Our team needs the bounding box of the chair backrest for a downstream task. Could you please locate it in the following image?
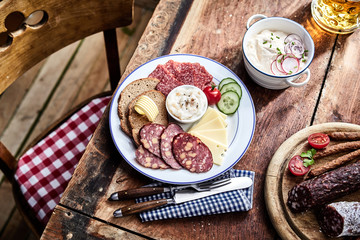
[0,0,133,238]
[0,0,133,94]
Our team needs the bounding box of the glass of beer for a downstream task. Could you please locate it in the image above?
[311,0,360,34]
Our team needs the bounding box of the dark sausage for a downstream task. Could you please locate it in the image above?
[317,201,360,238]
[287,162,360,213]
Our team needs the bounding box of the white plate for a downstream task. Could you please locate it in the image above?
[109,54,256,184]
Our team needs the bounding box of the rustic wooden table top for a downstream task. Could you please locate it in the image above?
[40,0,360,239]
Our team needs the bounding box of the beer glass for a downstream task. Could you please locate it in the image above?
[311,0,360,34]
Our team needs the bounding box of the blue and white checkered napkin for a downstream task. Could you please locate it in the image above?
[136,169,255,222]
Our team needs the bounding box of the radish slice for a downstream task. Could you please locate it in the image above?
[284,43,292,54]
[275,55,287,74]
[290,40,304,58]
[271,59,285,76]
[284,34,303,44]
[281,57,300,74]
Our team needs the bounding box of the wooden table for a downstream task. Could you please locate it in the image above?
[40,0,360,239]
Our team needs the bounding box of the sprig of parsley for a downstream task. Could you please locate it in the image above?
[300,148,316,167]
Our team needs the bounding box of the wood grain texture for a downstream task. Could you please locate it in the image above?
[45,0,360,239]
[0,0,133,94]
[121,0,193,80]
[41,205,146,240]
[265,122,360,240]
[314,30,360,125]
[0,42,79,155]
[0,5,153,239]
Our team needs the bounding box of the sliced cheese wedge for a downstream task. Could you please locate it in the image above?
[189,116,227,132]
[190,131,227,165]
[189,107,226,131]
[192,128,228,146]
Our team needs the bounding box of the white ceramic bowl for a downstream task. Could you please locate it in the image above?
[242,14,315,90]
[166,85,208,124]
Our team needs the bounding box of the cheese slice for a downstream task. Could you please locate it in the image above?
[192,128,228,146]
[191,132,227,165]
[189,107,226,131]
[189,116,226,132]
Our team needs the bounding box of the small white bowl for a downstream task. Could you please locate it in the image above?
[243,14,315,90]
[166,85,208,124]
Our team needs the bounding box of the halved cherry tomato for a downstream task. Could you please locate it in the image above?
[288,155,310,176]
[203,85,221,105]
[308,133,330,149]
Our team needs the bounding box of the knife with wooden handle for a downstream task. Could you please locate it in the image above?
[108,187,170,201]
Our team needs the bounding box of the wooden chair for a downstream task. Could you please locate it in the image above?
[0,0,133,238]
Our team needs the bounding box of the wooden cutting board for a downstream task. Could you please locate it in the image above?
[265,122,360,240]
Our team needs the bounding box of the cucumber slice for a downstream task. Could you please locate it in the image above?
[220,82,242,100]
[218,77,236,90]
[216,91,240,115]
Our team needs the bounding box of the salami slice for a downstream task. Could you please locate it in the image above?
[317,201,360,237]
[287,162,360,213]
[192,62,213,90]
[173,62,195,85]
[135,145,169,169]
[149,64,183,96]
[139,123,165,158]
[172,133,213,173]
[160,123,184,169]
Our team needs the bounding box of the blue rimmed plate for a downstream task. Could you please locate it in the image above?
[109,54,255,184]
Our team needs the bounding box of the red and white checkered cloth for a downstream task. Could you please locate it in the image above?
[14,96,111,225]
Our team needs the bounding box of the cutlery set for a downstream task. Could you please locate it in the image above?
[109,177,253,217]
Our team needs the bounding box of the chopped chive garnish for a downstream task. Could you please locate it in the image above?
[276,47,281,52]
[294,66,298,68]
[302,59,306,62]
[292,42,295,45]
[276,36,280,39]
[270,44,272,48]
[263,41,268,44]
[271,33,273,36]
[271,37,274,40]
[304,49,309,52]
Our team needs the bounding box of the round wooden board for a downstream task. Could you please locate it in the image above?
[264,122,360,240]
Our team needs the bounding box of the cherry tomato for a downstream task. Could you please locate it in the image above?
[308,133,330,149]
[203,85,221,105]
[288,155,310,176]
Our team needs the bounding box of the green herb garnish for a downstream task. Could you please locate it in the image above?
[263,41,268,44]
[276,36,280,39]
[300,148,316,167]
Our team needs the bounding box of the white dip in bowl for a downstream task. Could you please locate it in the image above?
[166,85,208,123]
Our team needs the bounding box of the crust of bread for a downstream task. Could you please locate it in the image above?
[118,78,159,136]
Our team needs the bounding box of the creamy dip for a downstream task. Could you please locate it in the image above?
[166,85,207,121]
[246,30,308,75]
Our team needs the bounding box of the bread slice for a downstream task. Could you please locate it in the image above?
[128,90,168,145]
[118,78,160,136]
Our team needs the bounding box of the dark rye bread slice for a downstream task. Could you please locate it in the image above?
[118,78,160,136]
[128,90,168,146]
